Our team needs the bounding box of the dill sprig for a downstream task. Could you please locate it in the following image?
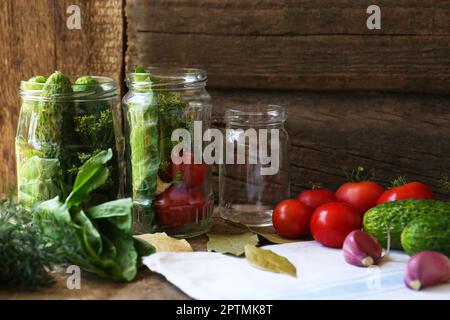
[0,197,59,287]
[343,166,376,182]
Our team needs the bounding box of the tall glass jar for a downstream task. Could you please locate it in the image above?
[219,105,290,226]
[16,75,123,209]
[122,67,213,238]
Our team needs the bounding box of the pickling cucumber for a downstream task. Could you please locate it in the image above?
[363,199,450,249]
[401,212,450,257]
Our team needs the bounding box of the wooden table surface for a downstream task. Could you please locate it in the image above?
[0,216,249,300]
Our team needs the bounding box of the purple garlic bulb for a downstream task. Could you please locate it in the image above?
[405,251,450,291]
[343,230,383,267]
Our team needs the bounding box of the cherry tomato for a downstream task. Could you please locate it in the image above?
[272,199,312,239]
[335,181,384,217]
[377,182,436,205]
[171,152,206,189]
[310,202,362,248]
[154,186,207,228]
[297,189,336,211]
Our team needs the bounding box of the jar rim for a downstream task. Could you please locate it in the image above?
[126,67,207,90]
[225,105,287,125]
[20,76,118,102]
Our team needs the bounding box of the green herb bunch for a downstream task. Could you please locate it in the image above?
[0,197,60,287]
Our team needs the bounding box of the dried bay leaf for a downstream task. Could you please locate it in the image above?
[244,244,297,277]
[134,233,192,252]
[223,221,305,244]
[250,227,302,244]
[207,232,259,256]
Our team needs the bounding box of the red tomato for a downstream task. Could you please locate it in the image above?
[272,199,312,239]
[310,202,362,248]
[377,182,436,205]
[335,181,384,217]
[297,189,336,211]
[154,187,207,228]
[171,153,206,189]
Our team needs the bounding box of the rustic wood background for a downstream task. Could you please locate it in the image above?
[1,0,450,198]
[0,0,124,192]
[126,0,450,93]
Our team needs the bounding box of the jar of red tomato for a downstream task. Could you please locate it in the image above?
[122,67,213,238]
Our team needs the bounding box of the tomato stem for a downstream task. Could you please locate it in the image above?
[308,181,323,190]
[390,176,407,188]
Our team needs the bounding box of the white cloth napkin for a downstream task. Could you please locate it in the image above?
[143,241,450,300]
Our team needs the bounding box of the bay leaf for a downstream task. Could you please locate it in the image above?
[250,227,302,244]
[207,232,259,256]
[223,221,304,244]
[244,244,297,277]
[134,233,192,252]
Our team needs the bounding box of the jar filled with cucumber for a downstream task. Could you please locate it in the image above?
[122,67,214,238]
[16,71,124,209]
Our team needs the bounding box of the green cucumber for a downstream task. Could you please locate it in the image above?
[401,212,450,257]
[363,199,450,249]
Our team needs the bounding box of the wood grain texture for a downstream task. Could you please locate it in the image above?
[0,0,124,193]
[209,90,450,199]
[0,0,56,192]
[126,0,450,93]
[127,0,450,35]
[54,0,124,87]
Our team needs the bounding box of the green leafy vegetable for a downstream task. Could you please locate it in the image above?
[244,245,297,277]
[207,232,259,256]
[66,149,112,208]
[33,149,155,282]
[125,67,189,228]
[127,98,160,204]
[17,156,64,208]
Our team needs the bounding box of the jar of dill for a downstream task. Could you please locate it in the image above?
[15,71,124,209]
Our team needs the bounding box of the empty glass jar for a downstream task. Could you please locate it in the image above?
[219,105,290,226]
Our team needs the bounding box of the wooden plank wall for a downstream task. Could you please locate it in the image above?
[210,90,450,197]
[1,1,450,198]
[126,0,450,93]
[126,0,450,197]
[0,0,124,192]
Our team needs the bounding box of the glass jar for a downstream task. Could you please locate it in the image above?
[16,76,123,209]
[219,105,290,227]
[122,67,213,238]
